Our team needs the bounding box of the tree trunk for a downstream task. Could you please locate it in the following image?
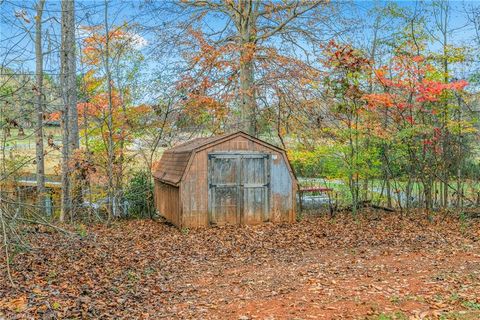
[104,0,117,219]
[237,1,257,136]
[440,1,450,209]
[115,93,127,217]
[60,0,77,221]
[63,0,79,150]
[423,179,433,213]
[239,54,256,135]
[67,0,81,215]
[348,115,358,216]
[406,177,412,211]
[386,178,392,208]
[60,110,70,222]
[35,0,46,215]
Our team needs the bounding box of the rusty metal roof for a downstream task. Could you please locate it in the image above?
[152,131,287,186]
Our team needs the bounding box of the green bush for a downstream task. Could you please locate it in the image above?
[288,144,342,179]
[124,170,155,218]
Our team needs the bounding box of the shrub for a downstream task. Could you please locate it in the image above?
[288,144,342,179]
[124,170,155,218]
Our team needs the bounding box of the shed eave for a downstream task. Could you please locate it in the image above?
[154,177,181,188]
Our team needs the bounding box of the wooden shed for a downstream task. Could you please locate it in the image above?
[153,131,297,228]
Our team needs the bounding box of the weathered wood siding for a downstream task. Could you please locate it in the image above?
[180,136,296,227]
[154,181,181,227]
[270,156,295,222]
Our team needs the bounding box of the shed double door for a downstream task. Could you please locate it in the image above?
[208,153,270,225]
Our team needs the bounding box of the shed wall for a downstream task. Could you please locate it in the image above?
[154,181,181,227]
[180,136,296,227]
[271,157,295,222]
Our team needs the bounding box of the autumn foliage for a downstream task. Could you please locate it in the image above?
[364,53,469,153]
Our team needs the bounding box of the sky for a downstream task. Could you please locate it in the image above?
[1,1,479,84]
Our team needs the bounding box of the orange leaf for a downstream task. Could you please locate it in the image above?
[0,295,28,312]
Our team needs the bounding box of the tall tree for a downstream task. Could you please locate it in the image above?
[60,0,78,221]
[79,4,147,218]
[431,0,452,207]
[364,52,470,212]
[165,0,328,135]
[104,0,117,218]
[34,0,46,215]
[66,1,79,150]
[322,41,373,214]
[428,0,471,208]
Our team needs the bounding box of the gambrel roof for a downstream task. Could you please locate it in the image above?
[153,131,294,187]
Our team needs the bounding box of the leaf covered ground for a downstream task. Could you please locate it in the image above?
[1,213,479,319]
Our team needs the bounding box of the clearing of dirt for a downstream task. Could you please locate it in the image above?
[1,213,479,319]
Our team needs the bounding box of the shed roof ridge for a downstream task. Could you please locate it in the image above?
[166,131,242,153]
[195,131,285,153]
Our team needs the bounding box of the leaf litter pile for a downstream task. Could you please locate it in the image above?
[1,213,479,319]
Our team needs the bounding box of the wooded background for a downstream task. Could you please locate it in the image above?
[1,0,479,227]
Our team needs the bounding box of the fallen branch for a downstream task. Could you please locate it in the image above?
[0,193,73,286]
[337,200,396,213]
[16,218,73,235]
[0,207,14,286]
[369,204,396,212]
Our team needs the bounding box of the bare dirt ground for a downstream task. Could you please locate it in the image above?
[1,213,479,319]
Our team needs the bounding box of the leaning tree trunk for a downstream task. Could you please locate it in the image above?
[35,0,46,215]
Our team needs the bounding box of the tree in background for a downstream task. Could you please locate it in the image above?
[34,0,46,215]
[158,0,330,135]
[0,0,479,225]
[79,18,146,218]
[364,50,471,212]
[426,0,468,208]
[60,0,79,222]
[321,41,376,214]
